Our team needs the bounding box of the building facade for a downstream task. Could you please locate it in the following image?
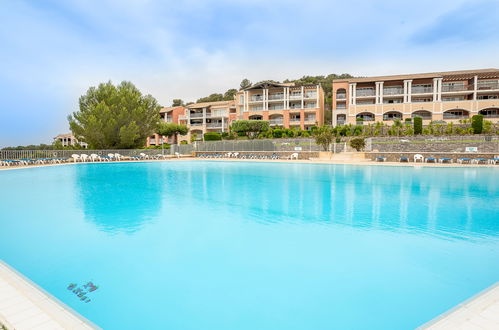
[236,82,324,130]
[53,133,88,148]
[146,106,187,146]
[180,100,236,141]
[332,68,499,126]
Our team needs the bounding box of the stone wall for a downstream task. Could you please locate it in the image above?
[368,152,498,163]
[194,151,319,160]
[369,135,499,153]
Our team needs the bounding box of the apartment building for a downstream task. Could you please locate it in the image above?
[53,133,88,148]
[181,100,237,141]
[236,82,324,130]
[332,68,499,126]
[146,106,187,146]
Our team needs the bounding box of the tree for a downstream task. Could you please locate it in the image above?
[239,78,252,90]
[471,115,483,134]
[197,93,224,103]
[413,117,423,135]
[156,123,189,145]
[223,89,238,100]
[349,137,366,151]
[172,99,184,107]
[313,126,335,151]
[230,120,269,139]
[68,81,160,149]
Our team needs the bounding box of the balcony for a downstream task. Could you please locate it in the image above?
[268,94,284,101]
[412,87,433,94]
[206,122,227,128]
[190,113,203,118]
[304,116,316,122]
[250,96,263,102]
[336,104,347,110]
[190,122,203,126]
[383,87,404,95]
[443,114,469,119]
[337,120,345,125]
[207,112,228,118]
[269,119,283,125]
[269,106,284,111]
[304,93,317,99]
[336,93,346,100]
[289,94,302,100]
[290,118,301,123]
[441,85,471,92]
[356,90,375,97]
[477,82,499,90]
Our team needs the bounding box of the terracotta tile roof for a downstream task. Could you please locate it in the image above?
[159,106,185,113]
[187,100,235,109]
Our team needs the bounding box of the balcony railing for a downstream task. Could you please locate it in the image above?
[412,87,433,94]
[269,107,284,111]
[190,113,203,118]
[383,115,402,121]
[337,121,345,125]
[441,85,471,92]
[206,122,227,128]
[477,82,499,90]
[356,90,375,97]
[305,117,316,122]
[290,118,301,122]
[411,114,432,120]
[443,114,469,119]
[383,88,404,95]
[336,105,347,109]
[289,94,302,99]
[304,93,317,99]
[269,119,283,125]
[250,96,263,101]
[268,94,284,100]
[190,122,203,126]
[336,93,346,99]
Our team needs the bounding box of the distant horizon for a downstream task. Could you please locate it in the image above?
[1,0,499,147]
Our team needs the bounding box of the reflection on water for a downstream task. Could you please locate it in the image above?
[167,163,498,241]
[74,163,166,233]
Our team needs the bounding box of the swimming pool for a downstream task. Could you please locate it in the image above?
[0,161,498,329]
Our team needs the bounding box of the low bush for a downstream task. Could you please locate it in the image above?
[413,117,423,134]
[349,137,366,151]
[204,132,222,141]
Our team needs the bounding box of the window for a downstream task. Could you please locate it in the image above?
[478,95,499,100]
[239,95,244,104]
[383,99,402,104]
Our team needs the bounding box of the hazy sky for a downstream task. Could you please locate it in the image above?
[1,0,498,146]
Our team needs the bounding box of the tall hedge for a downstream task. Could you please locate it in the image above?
[413,117,423,135]
[471,115,483,134]
[204,132,222,141]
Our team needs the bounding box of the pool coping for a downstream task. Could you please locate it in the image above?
[1,157,498,171]
[418,282,499,329]
[0,260,100,329]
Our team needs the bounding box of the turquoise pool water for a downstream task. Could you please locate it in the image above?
[0,161,498,329]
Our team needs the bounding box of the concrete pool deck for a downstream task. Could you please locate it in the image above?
[0,261,98,329]
[420,283,499,329]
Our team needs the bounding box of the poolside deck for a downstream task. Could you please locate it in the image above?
[419,283,499,329]
[0,261,98,329]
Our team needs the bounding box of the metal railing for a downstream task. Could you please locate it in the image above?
[356,90,375,97]
[250,96,263,101]
[268,94,284,100]
[441,85,471,92]
[0,149,180,160]
[383,88,404,95]
[190,113,203,118]
[336,93,346,99]
[194,138,321,153]
[412,87,433,94]
[477,82,499,90]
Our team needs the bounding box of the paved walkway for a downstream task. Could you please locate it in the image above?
[0,261,97,329]
[420,283,499,329]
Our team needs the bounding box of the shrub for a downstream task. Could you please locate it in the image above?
[413,117,423,134]
[231,120,270,139]
[405,118,412,123]
[314,126,335,151]
[180,140,188,144]
[204,132,222,141]
[272,129,283,138]
[349,137,366,151]
[471,115,483,134]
